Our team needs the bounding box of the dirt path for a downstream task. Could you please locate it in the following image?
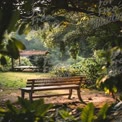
[0,88,115,108]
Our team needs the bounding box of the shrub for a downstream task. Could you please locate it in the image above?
[51,64,80,77]
[51,56,105,86]
[0,98,52,122]
[72,57,106,84]
[14,57,32,66]
[0,56,12,71]
[29,55,52,72]
[96,48,122,99]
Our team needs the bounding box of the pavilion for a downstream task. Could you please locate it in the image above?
[11,50,49,71]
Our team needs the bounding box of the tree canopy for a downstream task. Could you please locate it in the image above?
[0,0,122,63]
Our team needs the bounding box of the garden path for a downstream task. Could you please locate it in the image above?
[0,88,115,108]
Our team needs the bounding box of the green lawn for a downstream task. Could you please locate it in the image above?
[0,72,52,89]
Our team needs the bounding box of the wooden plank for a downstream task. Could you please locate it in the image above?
[32,93,69,98]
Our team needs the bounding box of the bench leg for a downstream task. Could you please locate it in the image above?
[21,90,25,99]
[29,92,33,101]
[77,88,86,104]
[68,89,73,99]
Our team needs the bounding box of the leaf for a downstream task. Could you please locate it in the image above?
[23,24,31,35]
[17,97,33,112]
[97,103,109,120]
[81,103,95,122]
[104,87,110,94]
[0,108,6,117]
[0,107,6,113]
[6,40,19,59]
[18,23,27,35]
[11,38,26,50]
[59,110,75,120]
[18,97,52,116]
[112,85,117,93]
[7,11,20,33]
[32,99,52,116]
[6,101,18,114]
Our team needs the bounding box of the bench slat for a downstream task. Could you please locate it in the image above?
[32,93,69,98]
[22,84,79,91]
[26,81,80,86]
[26,77,84,87]
[27,83,79,87]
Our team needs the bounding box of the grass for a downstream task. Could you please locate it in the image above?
[0,72,52,89]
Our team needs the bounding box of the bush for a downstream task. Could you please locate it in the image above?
[29,55,52,72]
[0,56,12,72]
[95,48,122,98]
[51,57,105,84]
[72,57,106,83]
[51,64,80,77]
[0,98,52,122]
[14,57,32,66]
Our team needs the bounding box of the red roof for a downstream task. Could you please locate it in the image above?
[19,50,49,56]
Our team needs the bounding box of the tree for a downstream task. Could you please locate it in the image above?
[0,0,122,63]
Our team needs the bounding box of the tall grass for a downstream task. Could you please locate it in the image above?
[0,72,51,89]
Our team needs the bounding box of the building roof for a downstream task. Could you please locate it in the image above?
[19,50,49,56]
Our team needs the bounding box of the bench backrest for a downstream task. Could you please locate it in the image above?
[26,76,86,89]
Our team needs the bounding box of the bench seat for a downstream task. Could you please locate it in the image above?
[21,84,79,91]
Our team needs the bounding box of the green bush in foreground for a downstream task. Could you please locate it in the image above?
[0,98,52,122]
[0,97,111,122]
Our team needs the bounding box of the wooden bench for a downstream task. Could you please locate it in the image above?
[20,76,86,103]
[14,66,39,71]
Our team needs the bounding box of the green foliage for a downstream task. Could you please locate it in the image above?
[29,55,52,72]
[86,23,122,51]
[0,91,112,122]
[51,64,80,77]
[0,0,122,66]
[0,32,26,65]
[72,56,105,83]
[81,103,109,122]
[81,103,94,122]
[0,56,7,65]
[7,11,20,33]
[97,103,109,120]
[0,0,122,105]
[0,56,12,71]
[57,103,109,122]
[96,47,122,98]
[96,75,118,95]
[0,97,52,122]
[29,56,44,68]
[18,23,31,35]
[51,54,105,85]
[59,110,76,121]
[15,57,32,67]
[34,12,92,59]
